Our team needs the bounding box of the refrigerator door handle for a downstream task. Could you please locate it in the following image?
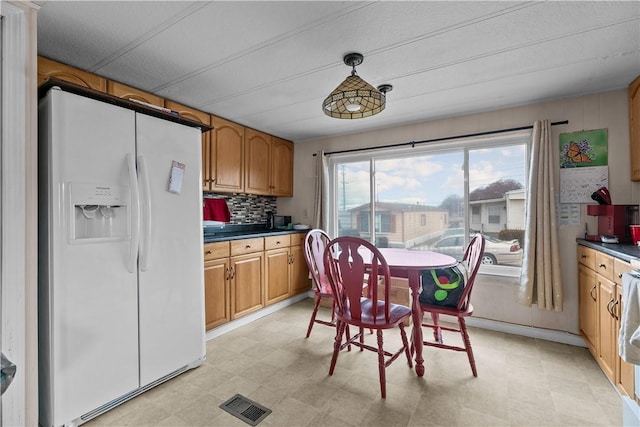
[138,154,152,272]
[127,153,140,273]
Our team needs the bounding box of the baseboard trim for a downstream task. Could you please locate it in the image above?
[466,317,587,347]
[205,292,311,341]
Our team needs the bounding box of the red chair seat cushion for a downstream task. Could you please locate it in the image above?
[338,297,411,328]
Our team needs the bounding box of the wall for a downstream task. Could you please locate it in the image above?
[279,89,637,337]
[2,2,40,425]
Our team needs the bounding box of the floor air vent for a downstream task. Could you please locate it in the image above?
[219,394,272,426]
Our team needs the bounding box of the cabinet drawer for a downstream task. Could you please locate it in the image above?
[290,233,305,246]
[614,257,634,285]
[204,241,229,260]
[595,251,614,280]
[577,245,596,270]
[231,237,264,255]
[265,234,291,250]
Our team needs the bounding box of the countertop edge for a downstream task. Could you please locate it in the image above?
[576,238,640,263]
[204,229,308,243]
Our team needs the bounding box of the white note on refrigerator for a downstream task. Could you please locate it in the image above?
[168,160,185,194]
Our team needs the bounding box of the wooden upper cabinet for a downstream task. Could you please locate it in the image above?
[271,137,294,197]
[245,128,272,195]
[165,101,212,191]
[107,80,164,107]
[629,75,640,180]
[38,56,107,92]
[210,115,244,193]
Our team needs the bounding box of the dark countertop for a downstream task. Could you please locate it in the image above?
[204,224,309,243]
[577,238,640,263]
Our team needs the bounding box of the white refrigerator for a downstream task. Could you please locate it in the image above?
[38,88,206,427]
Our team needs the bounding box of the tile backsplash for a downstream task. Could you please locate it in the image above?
[204,193,277,224]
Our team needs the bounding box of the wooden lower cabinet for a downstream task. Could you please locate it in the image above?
[578,263,598,354]
[578,244,636,398]
[265,233,311,306]
[597,276,616,381]
[265,247,291,305]
[204,233,309,330]
[230,252,264,318]
[204,257,230,330]
[289,240,310,295]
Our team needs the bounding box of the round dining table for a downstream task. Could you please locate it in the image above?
[375,248,457,377]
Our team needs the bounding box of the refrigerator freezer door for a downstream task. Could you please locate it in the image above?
[135,113,206,386]
[39,90,140,426]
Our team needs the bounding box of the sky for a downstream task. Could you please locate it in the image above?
[337,144,527,210]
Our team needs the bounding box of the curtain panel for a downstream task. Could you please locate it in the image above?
[313,150,328,230]
[519,120,563,311]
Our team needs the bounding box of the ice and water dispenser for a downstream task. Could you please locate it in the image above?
[70,183,129,240]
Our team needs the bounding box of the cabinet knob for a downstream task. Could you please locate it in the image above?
[206,250,212,254]
[245,245,251,249]
[581,254,587,259]
[590,285,597,301]
[598,263,607,269]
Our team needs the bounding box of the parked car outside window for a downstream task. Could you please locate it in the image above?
[429,234,522,266]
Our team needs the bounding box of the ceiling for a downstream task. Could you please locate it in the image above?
[35,1,640,143]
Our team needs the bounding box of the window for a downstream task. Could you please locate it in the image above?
[488,205,501,224]
[328,134,528,275]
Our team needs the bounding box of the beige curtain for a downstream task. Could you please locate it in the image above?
[313,150,328,230]
[519,120,563,311]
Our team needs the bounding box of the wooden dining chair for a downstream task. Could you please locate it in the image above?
[303,229,336,338]
[323,236,413,398]
[415,234,485,376]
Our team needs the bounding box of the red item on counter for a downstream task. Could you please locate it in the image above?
[203,198,230,222]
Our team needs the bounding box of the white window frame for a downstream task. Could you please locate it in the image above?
[326,132,530,278]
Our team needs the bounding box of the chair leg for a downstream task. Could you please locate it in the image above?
[329,321,346,375]
[431,312,443,343]
[399,323,413,368]
[376,330,386,399]
[459,317,477,377]
[305,294,322,338]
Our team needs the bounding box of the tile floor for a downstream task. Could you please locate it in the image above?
[86,298,623,426]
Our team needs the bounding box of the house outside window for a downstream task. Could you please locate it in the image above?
[329,133,528,276]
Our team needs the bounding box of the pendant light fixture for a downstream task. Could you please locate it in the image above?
[322,52,392,119]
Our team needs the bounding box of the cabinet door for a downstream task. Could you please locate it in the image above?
[204,258,230,330]
[245,128,272,195]
[165,101,212,192]
[629,75,640,181]
[597,276,616,381]
[38,56,107,91]
[271,137,294,196]
[265,248,290,305]
[230,253,263,319]
[289,244,311,295]
[107,80,164,107]
[578,264,598,354]
[211,115,244,193]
